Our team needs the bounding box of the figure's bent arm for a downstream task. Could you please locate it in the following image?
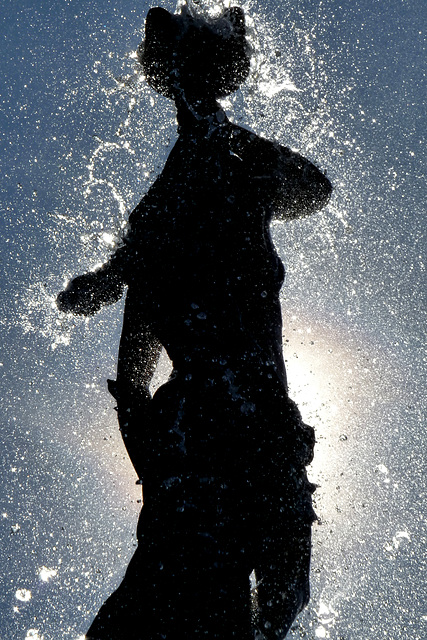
[109,292,162,481]
[232,127,332,220]
[273,145,332,220]
[116,292,162,395]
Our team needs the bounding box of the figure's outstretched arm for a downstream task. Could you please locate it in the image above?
[56,204,143,316]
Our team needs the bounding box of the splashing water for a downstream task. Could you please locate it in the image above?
[13,0,355,350]
[25,631,44,640]
[177,0,233,20]
[2,2,425,639]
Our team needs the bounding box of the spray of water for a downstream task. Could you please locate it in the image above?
[17,0,360,352]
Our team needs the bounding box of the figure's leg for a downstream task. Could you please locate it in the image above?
[87,374,256,639]
[84,483,177,640]
[245,392,316,639]
[137,473,254,639]
[252,522,312,639]
[86,473,253,640]
[85,296,164,639]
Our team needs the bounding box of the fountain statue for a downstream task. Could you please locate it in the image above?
[57,4,332,638]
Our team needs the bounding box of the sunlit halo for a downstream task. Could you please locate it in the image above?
[281,309,398,522]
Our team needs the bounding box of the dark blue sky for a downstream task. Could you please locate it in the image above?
[1,1,425,638]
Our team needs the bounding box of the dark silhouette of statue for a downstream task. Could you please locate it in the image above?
[57,5,332,639]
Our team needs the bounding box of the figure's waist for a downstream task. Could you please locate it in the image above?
[165,340,285,387]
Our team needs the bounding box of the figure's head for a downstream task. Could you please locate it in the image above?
[137,5,250,101]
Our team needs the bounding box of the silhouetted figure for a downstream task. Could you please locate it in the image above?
[57,5,332,639]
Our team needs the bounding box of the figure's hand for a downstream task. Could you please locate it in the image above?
[57,266,124,316]
[57,272,104,316]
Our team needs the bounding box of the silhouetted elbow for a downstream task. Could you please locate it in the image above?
[297,163,332,217]
[275,156,332,220]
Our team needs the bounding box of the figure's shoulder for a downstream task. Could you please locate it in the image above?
[228,122,276,149]
[227,122,291,169]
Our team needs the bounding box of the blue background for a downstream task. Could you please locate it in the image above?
[1,1,425,638]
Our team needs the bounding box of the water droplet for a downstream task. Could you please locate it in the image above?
[25,631,43,640]
[16,589,32,602]
[38,567,58,582]
[376,464,389,474]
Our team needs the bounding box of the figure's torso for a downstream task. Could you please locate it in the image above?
[124,119,288,383]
